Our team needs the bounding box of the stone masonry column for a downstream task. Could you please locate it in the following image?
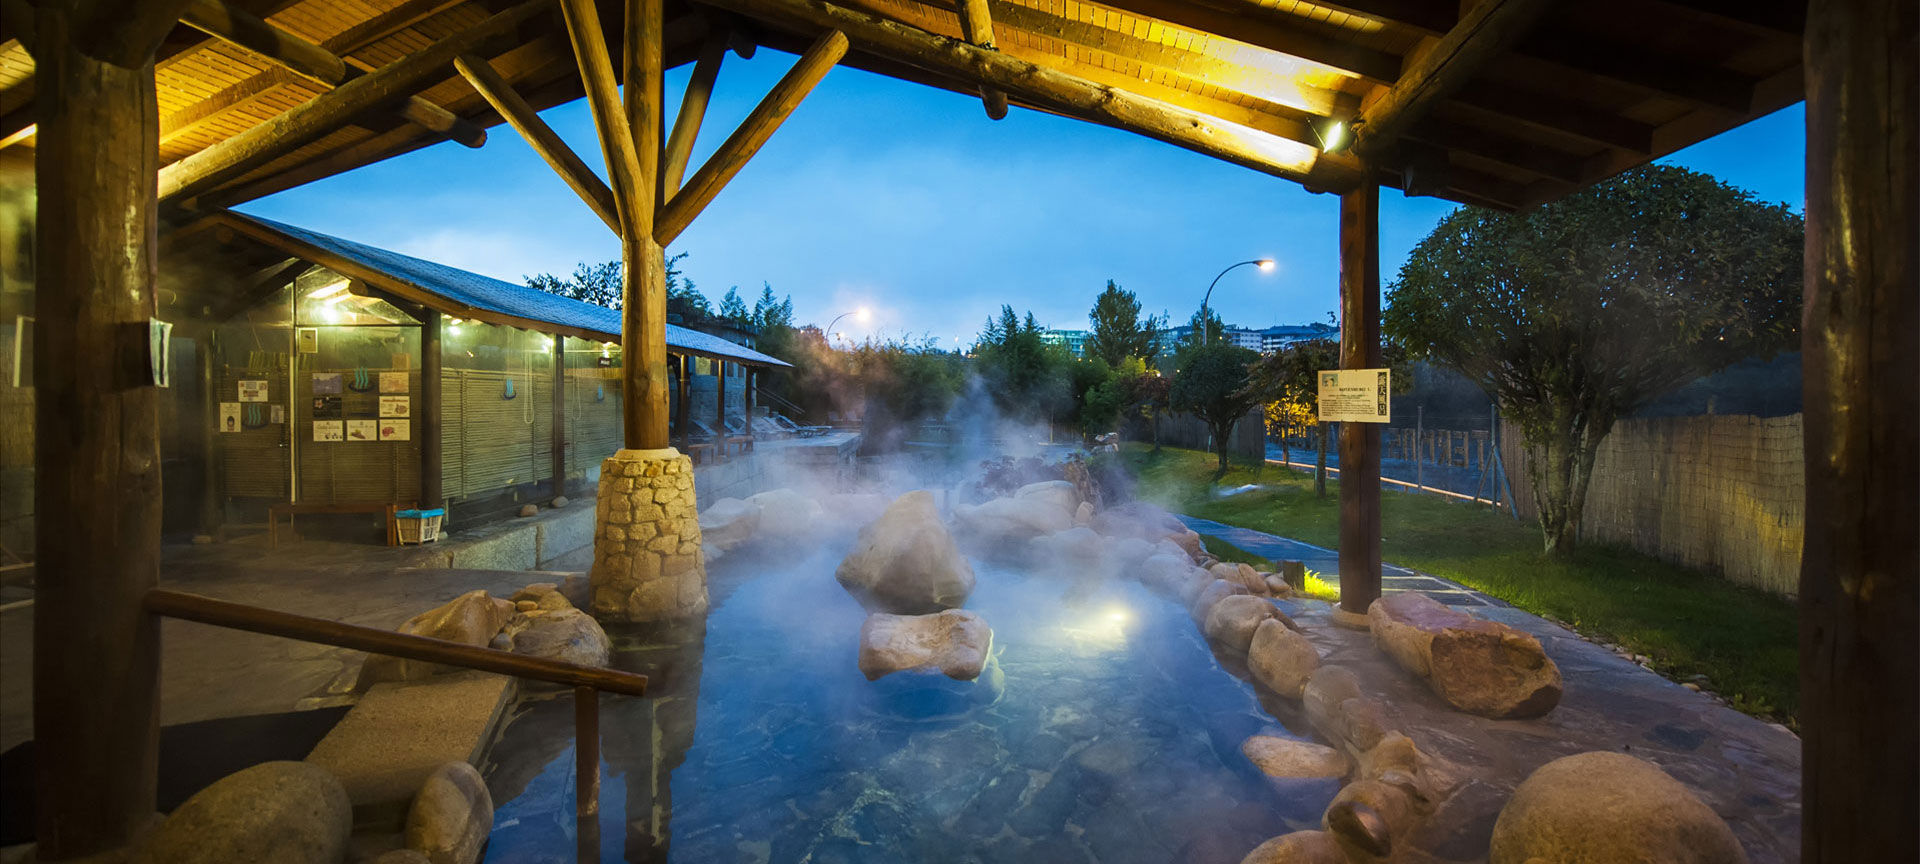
[589,447,707,621]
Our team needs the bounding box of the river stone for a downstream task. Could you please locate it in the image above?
[1239,830,1344,864]
[1248,618,1320,698]
[698,497,762,551]
[1204,594,1283,654]
[404,762,493,864]
[1490,752,1749,864]
[1190,579,1251,627]
[359,591,514,687]
[953,495,1074,544]
[836,490,975,613]
[746,488,822,542]
[1242,736,1348,779]
[137,761,350,864]
[858,609,993,681]
[1368,592,1562,718]
[1073,501,1094,526]
[1137,542,1211,602]
[1014,480,1081,516]
[502,607,611,668]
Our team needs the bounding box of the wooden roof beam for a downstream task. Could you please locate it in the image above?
[1085,0,1401,82]
[179,0,486,148]
[662,29,730,196]
[558,0,647,235]
[693,0,1365,192]
[954,0,1007,120]
[1517,28,1756,114]
[1403,117,1584,184]
[1447,81,1654,153]
[657,28,847,246]
[159,0,547,203]
[455,53,621,233]
[1351,0,1551,159]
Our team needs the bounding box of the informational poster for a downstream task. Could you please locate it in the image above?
[346,419,378,441]
[270,405,286,425]
[379,419,410,441]
[313,420,345,442]
[296,328,319,354]
[312,395,342,420]
[378,371,408,393]
[1317,368,1392,423]
[379,395,410,418]
[312,372,342,394]
[238,379,269,402]
[219,402,241,433]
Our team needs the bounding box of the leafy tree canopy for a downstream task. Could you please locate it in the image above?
[1170,343,1259,471]
[1085,280,1164,367]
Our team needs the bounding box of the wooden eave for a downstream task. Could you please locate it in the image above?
[0,0,1806,212]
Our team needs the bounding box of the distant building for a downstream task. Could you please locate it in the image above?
[1160,321,1335,353]
[1039,328,1090,356]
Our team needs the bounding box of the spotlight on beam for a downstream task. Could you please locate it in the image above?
[1311,117,1352,154]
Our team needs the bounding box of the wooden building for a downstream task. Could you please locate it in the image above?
[0,0,1910,861]
[158,211,789,525]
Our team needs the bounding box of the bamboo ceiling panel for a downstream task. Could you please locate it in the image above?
[0,0,1808,211]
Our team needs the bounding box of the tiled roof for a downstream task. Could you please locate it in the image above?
[228,212,791,368]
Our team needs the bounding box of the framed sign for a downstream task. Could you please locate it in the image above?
[1317,369,1392,423]
[312,372,343,394]
[296,327,319,354]
[313,420,345,442]
[346,419,378,441]
[219,402,241,433]
[379,419,410,441]
[238,379,269,402]
[378,371,408,393]
[379,395,410,418]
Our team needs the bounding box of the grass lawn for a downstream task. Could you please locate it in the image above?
[1110,444,1800,724]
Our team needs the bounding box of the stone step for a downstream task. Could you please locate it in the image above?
[304,671,517,830]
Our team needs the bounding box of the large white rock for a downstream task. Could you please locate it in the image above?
[1014,480,1081,516]
[404,761,493,864]
[1242,735,1348,780]
[746,488,823,542]
[952,495,1074,545]
[836,491,975,614]
[1190,578,1251,627]
[858,610,993,681]
[359,591,514,688]
[1134,542,1213,603]
[137,761,351,864]
[697,497,761,551]
[1490,752,1749,864]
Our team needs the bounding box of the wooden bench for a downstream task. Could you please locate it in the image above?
[269,501,400,549]
[683,442,715,465]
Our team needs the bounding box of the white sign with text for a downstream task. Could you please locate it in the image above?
[1317,368,1392,423]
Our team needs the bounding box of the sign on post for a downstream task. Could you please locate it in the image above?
[1318,369,1391,423]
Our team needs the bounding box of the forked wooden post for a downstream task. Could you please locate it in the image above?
[1336,178,1382,617]
[625,0,670,449]
[1799,0,1918,860]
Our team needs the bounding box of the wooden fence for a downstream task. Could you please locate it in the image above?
[1501,413,1804,596]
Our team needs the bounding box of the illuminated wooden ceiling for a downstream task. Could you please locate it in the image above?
[0,0,1806,212]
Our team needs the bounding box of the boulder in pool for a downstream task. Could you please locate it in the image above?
[1243,736,1348,780]
[1204,594,1287,654]
[697,497,761,551]
[1368,592,1562,719]
[403,761,493,864]
[952,495,1073,545]
[746,488,823,542]
[1134,541,1212,602]
[858,609,993,681]
[137,761,351,864]
[1490,751,1749,864]
[836,491,975,613]
[1015,480,1081,516]
[1238,831,1343,864]
[500,607,611,668]
[358,590,513,688]
[1189,578,1250,627]
[1248,618,1320,698]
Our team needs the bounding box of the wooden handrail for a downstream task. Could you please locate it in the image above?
[145,588,648,697]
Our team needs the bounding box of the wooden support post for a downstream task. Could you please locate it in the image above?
[420,308,443,510]
[694,0,1365,192]
[656,28,847,246]
[455,53,620,233]
[552,333,567,498]
[716,360,728,434]
[1336,178,1381,617]
[745,367,755,421]
[1800,0,1918,860]
[31,0,174,855]
[159,0,546,202]
[954,0,1008,119]
[661,30,729,197]
[1351,0,1551,159]
[574,686,601,817]
[674,354,690,438]
[623,0,670,449]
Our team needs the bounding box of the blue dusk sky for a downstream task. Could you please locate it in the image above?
[240,51,1806,347]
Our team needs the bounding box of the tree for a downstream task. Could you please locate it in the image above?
[718,286,750,324]
[1385,164,1803,555]
[1170,343,1259,473]
[1085,280,1163,367]
[1243,338,1339,497]
[974,305,1070,422]
[525,260,621,308]
[1116,356,1172,451]
[662,253,712,323]
[1179,305,1226,351]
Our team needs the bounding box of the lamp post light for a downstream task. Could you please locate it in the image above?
[1199,259,1275,346]
[825,306,871,346]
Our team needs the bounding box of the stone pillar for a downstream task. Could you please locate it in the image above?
[588,447,707,621]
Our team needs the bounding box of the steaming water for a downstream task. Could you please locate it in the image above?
[481,531,1334,864]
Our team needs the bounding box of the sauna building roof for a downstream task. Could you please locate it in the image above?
[0,0,1809,213]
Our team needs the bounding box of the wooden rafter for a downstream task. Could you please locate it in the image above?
[178,0,485,148]
[662,30,730,195]
[1084,0,1401,82]
[559,0,646,232]
[455,53,620,232]
[1351,0,1550,159]
[694,0,1366,192]
[657,28,847,246]
[158,0,547,203]
[953,0,1006,119]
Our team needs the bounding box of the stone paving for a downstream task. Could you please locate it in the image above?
[1177,515,1502,608]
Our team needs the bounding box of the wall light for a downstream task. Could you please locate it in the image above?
[1311,117,1352,154]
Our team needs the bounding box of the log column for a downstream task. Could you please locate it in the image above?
[421,308,443,509]
[32,0,178,855]
[1336,178,1382,620]
[1800,1,1918,861]
[552,332,566,498]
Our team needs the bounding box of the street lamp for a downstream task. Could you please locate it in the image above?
[1198,259,1275,346]
[825,306,871,346]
